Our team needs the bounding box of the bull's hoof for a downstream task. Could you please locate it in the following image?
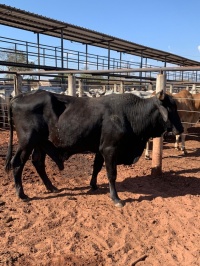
[90,184,98,190]
[19,193,29,201]
[47,185,59,193]
[114,200,124,208]
[57,162,64,171]
[181,150,187,155]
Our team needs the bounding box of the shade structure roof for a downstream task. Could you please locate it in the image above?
[0,4,200,67]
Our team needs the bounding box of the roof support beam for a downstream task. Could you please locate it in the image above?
[37,25,67,34]
[85,38,114,46]
[37,33,40,67]
[85,44,88,70]
[61,28,64,69]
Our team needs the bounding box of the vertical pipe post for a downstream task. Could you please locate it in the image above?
[61,29,64,69]
[108,42,110,70]
[139,53,143,84]
[108,42,110,85]
[120,52,122,69]
[86,44,88,70]
[151,72,166,176]
[26,42,29,64]
[55,47,57,68]
[37,33,40,66]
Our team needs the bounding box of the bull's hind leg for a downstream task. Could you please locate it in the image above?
[90,152,104,190]
[31,148,58,193]
[11,147,32,200]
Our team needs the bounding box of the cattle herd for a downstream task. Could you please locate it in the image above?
[1,84,200,206]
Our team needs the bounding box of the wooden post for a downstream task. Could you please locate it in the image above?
[68,74,76,96]
[151,72,166,176]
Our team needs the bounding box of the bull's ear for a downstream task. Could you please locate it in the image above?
[158,105,168,122]
[156,90,165,101]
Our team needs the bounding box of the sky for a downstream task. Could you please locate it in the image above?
[1,0,200,62]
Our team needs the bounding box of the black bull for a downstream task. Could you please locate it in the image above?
[5,90,183,207]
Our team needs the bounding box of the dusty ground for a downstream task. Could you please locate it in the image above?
[0,126,200,266]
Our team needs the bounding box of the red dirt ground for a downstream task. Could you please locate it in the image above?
[0,126,200,266]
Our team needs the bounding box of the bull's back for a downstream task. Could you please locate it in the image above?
[53,97,104,152]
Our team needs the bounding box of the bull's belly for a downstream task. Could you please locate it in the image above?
[50,136,100,159]
[116,140,146,165]
[117,154,141,165]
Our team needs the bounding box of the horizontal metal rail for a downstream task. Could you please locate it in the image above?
[17,66,200,76]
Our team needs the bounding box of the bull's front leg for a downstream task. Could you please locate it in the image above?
[175,134,181,150]
[180,134,187,154]
[175,133,187,154]
[103,148,124,207]
[90,152,104,190]
[32,148,58,193]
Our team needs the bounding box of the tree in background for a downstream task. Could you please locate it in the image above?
[0,47,35,79]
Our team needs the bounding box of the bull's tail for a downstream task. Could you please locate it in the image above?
[5,102,14,173]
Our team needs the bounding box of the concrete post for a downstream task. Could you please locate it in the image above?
[14,75,23,96]
[119,81,124,94]
[68,74,76,96]
[151,72,166,176]
[169,84,173,93]
[78,79,83,97]
[191,84,196,94]
[114,83,117,93]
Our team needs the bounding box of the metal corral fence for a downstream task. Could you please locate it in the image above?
[0,66,200,175]
[1,66,200,130]
[1,36,200,83]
